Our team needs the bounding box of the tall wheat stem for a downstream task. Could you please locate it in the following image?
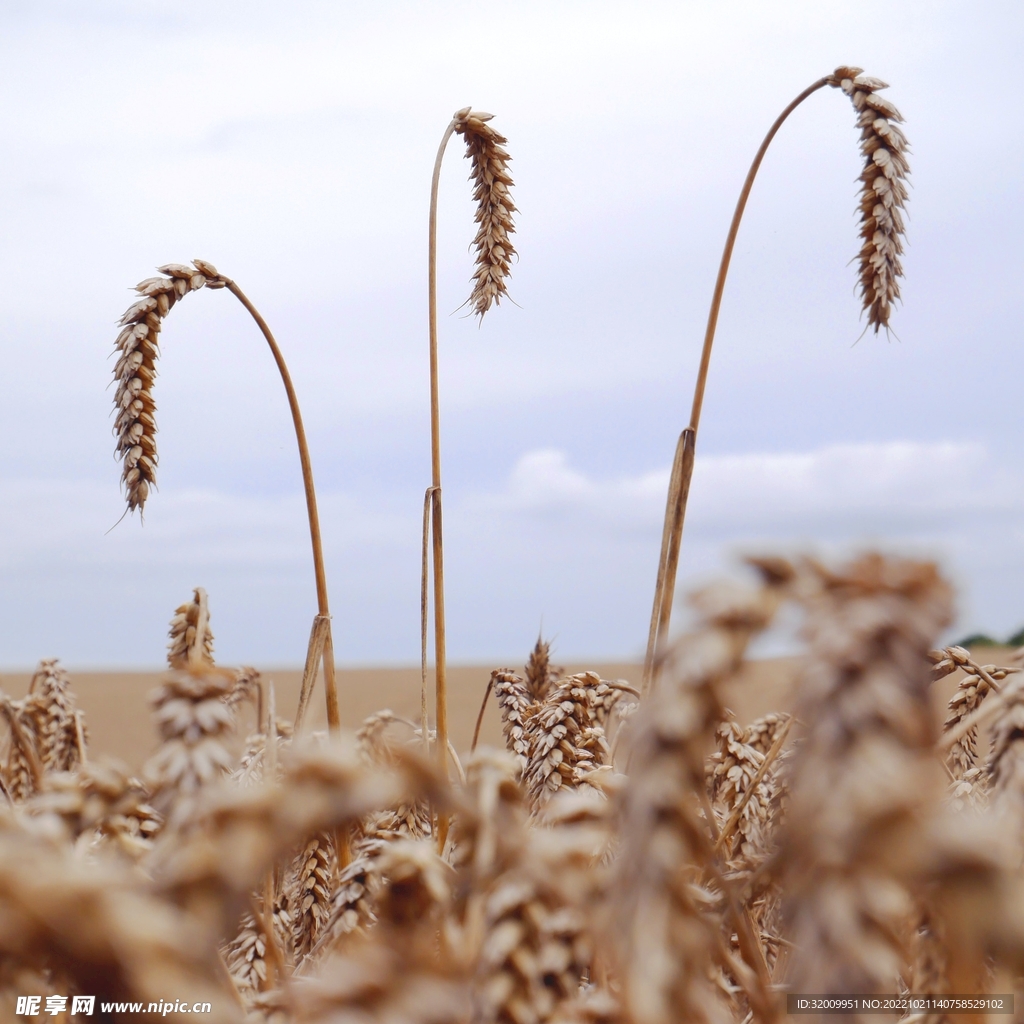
[222,278,340,732]
[427,120,458,846]
[641,77,830,694]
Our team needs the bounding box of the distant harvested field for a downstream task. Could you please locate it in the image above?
[1,648,999,770]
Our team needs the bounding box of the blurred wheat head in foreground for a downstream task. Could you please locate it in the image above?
[3,557,1024,1021]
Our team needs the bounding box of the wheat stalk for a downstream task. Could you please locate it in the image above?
[424,107,517,848]
[111,260,340,733]
[642,68,911,694]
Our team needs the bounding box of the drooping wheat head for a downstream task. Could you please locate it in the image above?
[826,67,910,333]
[452,109,517,318]
[112,261,225,514]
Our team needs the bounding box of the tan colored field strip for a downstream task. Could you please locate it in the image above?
[0,647,1002,771]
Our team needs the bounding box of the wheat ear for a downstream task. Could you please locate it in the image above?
[424,108,516,848]
[642,69,910,693]
[167,587,215,670]
[111,260,339,732]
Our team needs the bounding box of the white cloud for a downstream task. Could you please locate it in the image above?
[477,440,1013,536]
[2,439,1024,667]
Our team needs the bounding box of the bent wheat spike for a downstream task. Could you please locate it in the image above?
[424,108,516,848]
[111,260,339,731]
[643,68,911,693]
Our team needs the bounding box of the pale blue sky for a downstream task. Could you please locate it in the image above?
[0,1,1021,667]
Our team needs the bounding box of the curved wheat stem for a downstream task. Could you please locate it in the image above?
[425,108,517,848]
[642,67,911,693]
[110,260,339,731]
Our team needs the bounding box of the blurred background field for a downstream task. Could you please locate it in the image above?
[3,647,1005,770]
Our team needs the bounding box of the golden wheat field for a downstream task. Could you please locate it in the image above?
[3,61,1022,1024]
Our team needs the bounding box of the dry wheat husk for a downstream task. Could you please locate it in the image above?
[149,737,432,944]
[223,903,293,996]
[447,751,612,1024]
[1,692,43,801]
[112,260,225,513]
[143,668,237,822]
[826,67,910,333]
[986,696,1024,855]
[24,658,85,773]
[483,668,628,811]
[472,821,600,1024]
[708,713,790,873]
[288,839,466,1024]
[609,570,788,1024]
[491,671,533,774]
[302,715,435,962]
[290,833,336,960]
[168,587,216,670]
[452,108,517,318]
[22,758,161,859]
[524,674,614,810]
[780,555,951,1006]
[0,824,241,1021]
[525,637,560,703]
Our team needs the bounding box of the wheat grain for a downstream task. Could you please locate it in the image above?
[780,555,951,1007]
[143,667,237,821]
[24,658,85,773]
[610,572,785,1024]
[708,712,790,872]
[23,758,161,859]
[0,823,241,1020]
[524,674,613,809]
[168,587,216,670]
[451,108,517,318]
[525,637,559,702]
[112,261,225,513]
[825,67,910,333]
[291,834,337,959]
[223,903,293,995]
[489,671,533,774]
[1,692,43,801]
